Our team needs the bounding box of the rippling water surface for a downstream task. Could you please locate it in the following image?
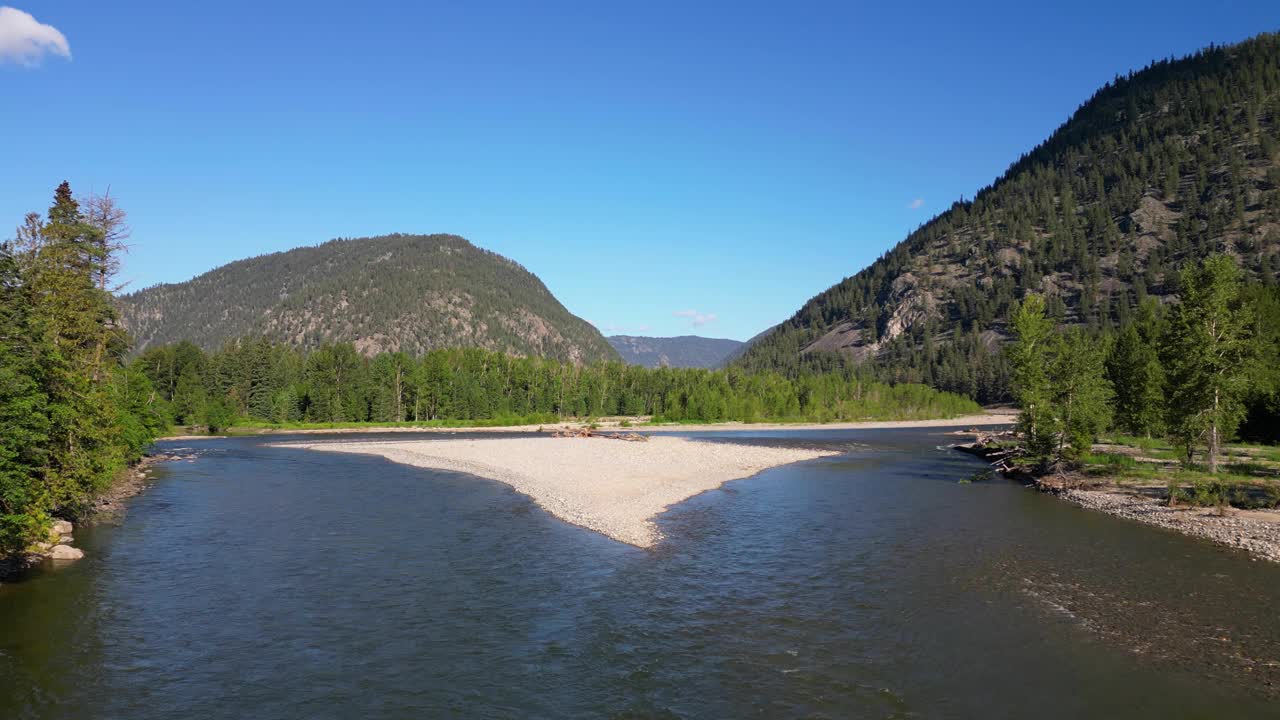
[3,428,1279,718]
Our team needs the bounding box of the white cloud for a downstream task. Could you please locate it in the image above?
[908,197,924,209]
[673,310,718,328]
[0,7,71,66]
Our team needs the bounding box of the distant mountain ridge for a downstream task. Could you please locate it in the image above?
[117,233,619,363]
[607,335,744,368]
[735,33,1280,402]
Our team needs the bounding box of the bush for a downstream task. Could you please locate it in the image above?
[202,399,238,434]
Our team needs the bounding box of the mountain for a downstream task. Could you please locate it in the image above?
[117,234,619,364]
[735,33,1280,402]
[720,324,777,366]
[607,335,745,368]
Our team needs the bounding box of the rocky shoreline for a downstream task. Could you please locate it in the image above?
[954,438,1280,564]
[0,451,186,583]
[1055,487,1280,563]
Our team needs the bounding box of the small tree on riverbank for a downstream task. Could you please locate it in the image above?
[1162,255,1255,472]
[1009,295,1055,461]
[1009,295,1112,471]
[1047,329,1112,465]
[1106,300,1166,437]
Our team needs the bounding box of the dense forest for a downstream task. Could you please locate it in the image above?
[1008,254,1280,470]
[736,34,1280,405]
[1,185,165,556]
[116,233,620,364]
[130,339,981,430]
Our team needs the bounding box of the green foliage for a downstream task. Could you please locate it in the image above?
[133,338,982,430]
[1162,256,1256,471]
[1008,254,1280,478]
[1009,295,1055,458]
[1106,301,1166,437]
[200,398,238,434]
[1239,282,1280,442]
[0,184,161,555]
[736,34,1280,404]
[0,243,51,554]
[116,234,620,364]
[1010,295,1113,469]
[1048,329,1113,464]
[1168,477,1280,511]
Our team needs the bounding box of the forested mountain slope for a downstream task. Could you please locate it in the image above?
[607,335,744,368]
[735,34,1280,402]
[117,234,618,364]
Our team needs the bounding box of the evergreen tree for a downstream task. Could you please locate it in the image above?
[1106,316,1165,437]
[25,183,126,511]
[0,243,50,554]
[0,183,158,555]
[1239,283,1280,442]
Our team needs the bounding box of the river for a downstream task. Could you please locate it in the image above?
[2,428,1278,718]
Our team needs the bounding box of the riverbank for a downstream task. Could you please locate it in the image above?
[954,436,1280,563]
[169,410,1016,439]
[1054,486,1280,563]
[641,412,1014,433]
[0,451,191,582]
[275,436,838,547]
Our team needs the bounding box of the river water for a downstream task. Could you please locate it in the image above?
[2,428,1279,718]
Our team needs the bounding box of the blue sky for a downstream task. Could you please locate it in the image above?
[2,1,1276,340]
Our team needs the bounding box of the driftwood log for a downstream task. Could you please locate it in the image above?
[552,427,649,442]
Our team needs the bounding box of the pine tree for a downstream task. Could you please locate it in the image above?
[1,183,155,553]
[1106,319,1165,437]
[0,242,50,553]
[25,182,126,511]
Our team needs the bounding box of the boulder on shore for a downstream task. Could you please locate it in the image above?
[48,545,84,561]
[51,519,73,535]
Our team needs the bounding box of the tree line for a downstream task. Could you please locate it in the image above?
[0,184,984,559]
[1,184,166,555]
[131,340,982,431]
[736,33,1280,402]
[1008,254,1279,472]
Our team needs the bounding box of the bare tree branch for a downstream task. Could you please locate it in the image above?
[81,189,132,292]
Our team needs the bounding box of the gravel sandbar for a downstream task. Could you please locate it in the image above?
[278,436,837,547]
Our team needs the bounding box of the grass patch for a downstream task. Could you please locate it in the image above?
[1079,450,1160,481]
[1099,435,1180,460]
[1168,475,1280,510]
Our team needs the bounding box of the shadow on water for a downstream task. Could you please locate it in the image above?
[2,427,1279,718]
